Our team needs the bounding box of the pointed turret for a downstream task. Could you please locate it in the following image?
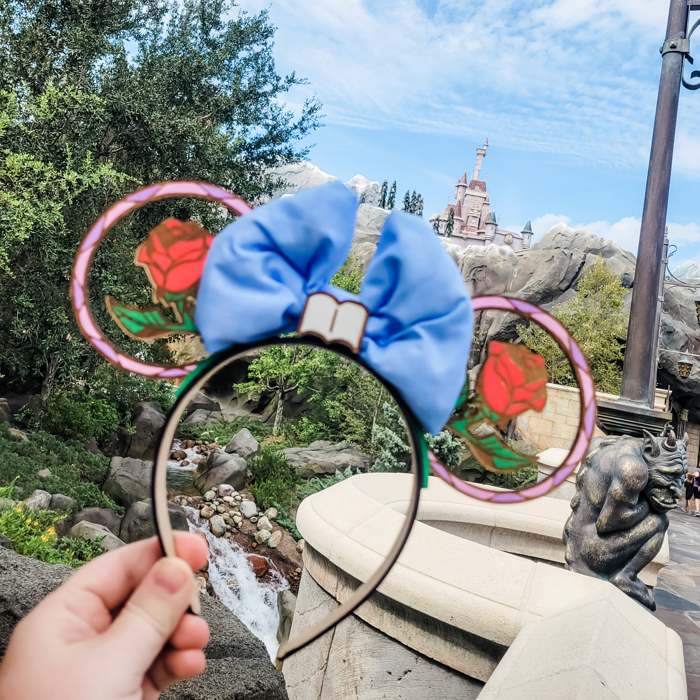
[460,171,467,184]
[521,219,533,250]
[484,210,497,241]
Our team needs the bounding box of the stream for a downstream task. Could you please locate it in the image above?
[184,506,289,660]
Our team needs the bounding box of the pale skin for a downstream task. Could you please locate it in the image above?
[0,532,210,700]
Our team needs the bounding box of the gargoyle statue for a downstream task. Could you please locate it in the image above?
[563,427,685,610]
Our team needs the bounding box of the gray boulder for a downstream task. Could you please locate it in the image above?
[181,408,225,430]
[22,489,51,512]
[103,457,152,508]
[55,507,123,538]
[0,547,287,698]
[283,441,371,478]
[126,401,166,460]
[194,450,247,494]
[49,494,74,511]
[225,428,261,460]
[184,391,221,417]
[119,499,188,544]
[0,534,13,551]
[353,203,390,247]
[67,521,124,552]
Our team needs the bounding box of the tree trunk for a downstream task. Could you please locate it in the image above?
[35,354,60,428]
[273,389,285,436]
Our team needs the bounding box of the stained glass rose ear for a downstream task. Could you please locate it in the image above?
[71,182,251,378]
[428,296,597,503]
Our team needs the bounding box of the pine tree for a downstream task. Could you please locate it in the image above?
[415,194,424,217]
[379,180,388,209]
[432,218,440,234]
[409,190,417,213]
[387,181,397,209]
[402,191,411,212]
[445,208,454,237]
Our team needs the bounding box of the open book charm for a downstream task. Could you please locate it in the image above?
[297,292,370,353]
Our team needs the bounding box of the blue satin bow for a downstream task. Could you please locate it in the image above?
[196,182,473,435]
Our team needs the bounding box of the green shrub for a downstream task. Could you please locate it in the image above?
[248,447,297,486]
[296,467,354,501]
[371,403,411,473]
[250,478,293,512]
[183,417,272,444]
[426,430,463,471]
[0,501,103,567]
[491,467,538,490]
[43,390,119,440]
[247,447,298,511]
[273,503,302,541]
[85,365,175,426]
[0,424,121,512]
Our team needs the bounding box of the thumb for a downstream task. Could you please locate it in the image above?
[104,556,197,673]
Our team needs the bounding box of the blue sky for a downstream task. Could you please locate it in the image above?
[235,0,700,268]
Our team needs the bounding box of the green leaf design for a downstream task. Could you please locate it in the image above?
[448,396,536,473]
[106,297,198,340]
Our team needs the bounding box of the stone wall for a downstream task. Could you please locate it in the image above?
[516,384,604,451]
[517,384,671,452]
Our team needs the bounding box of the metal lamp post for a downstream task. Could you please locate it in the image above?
[598,0,700,434]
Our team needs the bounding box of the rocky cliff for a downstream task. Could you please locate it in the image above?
[274,162,700,420]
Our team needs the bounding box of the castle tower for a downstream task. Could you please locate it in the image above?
[455,171,468,205]
[484,210,497,241]
[521,219,533,249]
[473,139,488,182]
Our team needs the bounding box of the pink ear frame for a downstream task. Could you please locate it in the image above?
[429,295,597,503]
[71,182,251,379]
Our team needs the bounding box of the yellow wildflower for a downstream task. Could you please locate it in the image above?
[47,526,55,536]
[15,506,21,513]
[25,518,31,524]
[41,534,49,542]
[33,521,38,527]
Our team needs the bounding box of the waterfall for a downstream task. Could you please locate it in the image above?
[184,506,289,660]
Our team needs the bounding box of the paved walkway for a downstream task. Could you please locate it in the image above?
[654,509,700,699]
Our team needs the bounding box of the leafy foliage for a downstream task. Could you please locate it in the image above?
[0,493,103,567]
[0,0,321,407]
[273,504,302,541]
[248,447,297,511]
[296,466,354,501]
[248,447,297,486]
[371,402,411,473]
[180,416,272,445]
[0,424,121,511]
[426,430,463,470]
[518,256,628,394]
[43,391,120,441]
[330,254,363,295]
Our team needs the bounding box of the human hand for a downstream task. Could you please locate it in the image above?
[0,532,209,700]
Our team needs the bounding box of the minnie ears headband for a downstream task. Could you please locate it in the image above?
[71,180,596,661]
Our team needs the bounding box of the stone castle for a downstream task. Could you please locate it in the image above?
[430,140,533,252]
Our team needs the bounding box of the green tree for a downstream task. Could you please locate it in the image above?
[0,0,322,411]
[378,180,388,209]
[518,256,628,394]
[402,190,411,212]
[413,194,424,217]
[445,208,454,237]
[387,181,397,209]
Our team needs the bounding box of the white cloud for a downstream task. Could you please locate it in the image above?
[234,0,698,172]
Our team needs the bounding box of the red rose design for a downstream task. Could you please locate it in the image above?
[136,218,214,299]
[478,341,548,419]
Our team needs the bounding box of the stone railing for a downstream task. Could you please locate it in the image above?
[282,473,687,700]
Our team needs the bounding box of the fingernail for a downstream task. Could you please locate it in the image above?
[153,558,190,595]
